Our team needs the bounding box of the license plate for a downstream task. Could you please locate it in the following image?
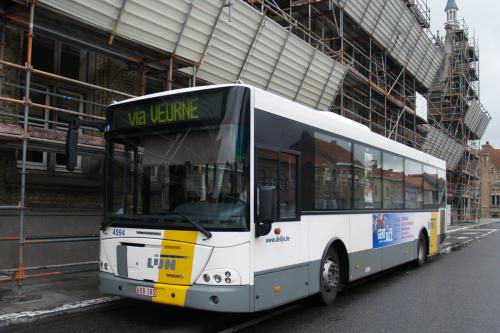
[135,286,157,297]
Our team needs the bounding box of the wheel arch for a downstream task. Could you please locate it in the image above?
[321,238,349,285]
[419,227,430,255]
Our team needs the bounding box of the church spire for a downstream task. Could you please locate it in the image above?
[445,0,459,30]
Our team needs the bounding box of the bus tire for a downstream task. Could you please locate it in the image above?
[414,232,427,267]
[319,247,341,305]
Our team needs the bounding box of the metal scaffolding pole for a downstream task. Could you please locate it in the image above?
[17,1,36,295]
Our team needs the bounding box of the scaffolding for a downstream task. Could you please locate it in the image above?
[0,0,207,292]
[249,1,490,223]
[427,18,491,223]
[246,0,443,148]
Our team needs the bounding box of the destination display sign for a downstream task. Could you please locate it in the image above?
[110,90,225,131]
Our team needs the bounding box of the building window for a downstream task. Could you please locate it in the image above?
[16,84,50,170]
[18,34,88,173]
[492,195,500,207]
[145,77,165,95]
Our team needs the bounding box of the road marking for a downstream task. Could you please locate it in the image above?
[479,230,498,237]
[447,227,473,233]
[446,226,498,234]
[0,296,119,328]
[440,228,498,254]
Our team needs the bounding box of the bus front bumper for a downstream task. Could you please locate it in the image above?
[99,272,252,312]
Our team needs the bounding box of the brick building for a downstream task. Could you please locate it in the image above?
[480,143,500,218]
[0,1,204,273]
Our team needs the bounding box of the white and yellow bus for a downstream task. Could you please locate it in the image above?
[89,83,446,312]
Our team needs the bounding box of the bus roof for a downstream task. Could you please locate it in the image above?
[110,83,445,169]
[110,83,249,106]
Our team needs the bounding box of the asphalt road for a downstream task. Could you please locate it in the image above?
[3,222,500,333]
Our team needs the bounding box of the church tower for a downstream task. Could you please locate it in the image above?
[445,0,459,31]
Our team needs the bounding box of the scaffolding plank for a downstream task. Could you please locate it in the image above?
[41,0,348,110]
[465,100,491,139]
[334,0,444,90]
[422,127,465,170]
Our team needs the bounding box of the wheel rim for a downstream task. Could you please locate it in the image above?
[322,257,339,292]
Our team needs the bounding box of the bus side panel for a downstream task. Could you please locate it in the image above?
[382,241,417,269]
[306,214,350,290]
[349,214,383,281]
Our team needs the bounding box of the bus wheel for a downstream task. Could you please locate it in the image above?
[414,233,427,267]
[319,248,341,305]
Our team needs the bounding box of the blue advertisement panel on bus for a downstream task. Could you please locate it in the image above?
[372,213,416,248]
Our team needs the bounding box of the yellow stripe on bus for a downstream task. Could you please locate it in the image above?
[152,230,199,306]
[429,211,439,255]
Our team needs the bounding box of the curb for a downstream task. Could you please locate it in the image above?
[446,220,497,234]
[0,296,120,328]
[439,238,474,254]
[440,222,498,254]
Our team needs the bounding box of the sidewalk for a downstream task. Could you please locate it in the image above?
[446,218,499,233]
[0,270,118,327]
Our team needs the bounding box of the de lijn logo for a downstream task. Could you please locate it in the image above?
[147,254,178,270]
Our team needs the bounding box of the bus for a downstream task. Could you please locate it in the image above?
[73,83,447,312]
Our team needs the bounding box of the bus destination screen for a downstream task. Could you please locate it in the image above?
[110,90,225,131]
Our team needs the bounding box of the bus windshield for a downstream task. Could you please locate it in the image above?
[104,87,250,231]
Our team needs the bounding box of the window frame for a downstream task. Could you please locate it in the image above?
[16,84,50,170]
[254,144,301,222]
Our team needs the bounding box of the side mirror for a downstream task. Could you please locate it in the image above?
[65,120,79,171]
[256,185,276,237]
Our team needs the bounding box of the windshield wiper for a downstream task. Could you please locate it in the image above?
[176,212,212,240]
[101,213,212,240]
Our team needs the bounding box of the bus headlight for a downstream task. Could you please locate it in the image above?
[196,269,241,285]
[99,259,112,273]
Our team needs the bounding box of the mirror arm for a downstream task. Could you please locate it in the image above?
[65,119,106,171]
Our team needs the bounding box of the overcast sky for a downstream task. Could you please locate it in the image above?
[427,0,500,147]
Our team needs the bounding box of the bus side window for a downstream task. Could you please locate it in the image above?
[313,132,352,210]
[437,169,446,207]
[256,149,279,221]
[353,144,382,209]
[405,159,423,209]
[256,148,298,221]
[423,165,438,209]
[279,152,298,219]
[382,152,404,209]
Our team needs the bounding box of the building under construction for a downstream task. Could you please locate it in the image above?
[0,0,490,283]
[427,0,490,223]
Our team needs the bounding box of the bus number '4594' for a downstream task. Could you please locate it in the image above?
[112,228,125,237]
